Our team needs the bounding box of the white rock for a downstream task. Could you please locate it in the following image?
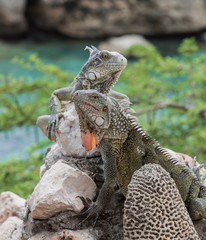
[44,143,64,169]
[28,229,96,240]
[0,0,27,36]
[0,191,25,225]
[56,102,100,158]
[0,216,23,240]
[40,164,47,178]
[28,160,97,219]
[99,34,153,54]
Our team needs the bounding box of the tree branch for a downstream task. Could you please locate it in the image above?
[199,107,206,118]
[134,101,191,116]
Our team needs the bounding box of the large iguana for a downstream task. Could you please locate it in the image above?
[72,89,206,224]
[36,46,128,149]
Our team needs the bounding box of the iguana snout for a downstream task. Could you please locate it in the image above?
[73,90,111,129]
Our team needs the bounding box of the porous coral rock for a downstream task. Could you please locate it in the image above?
[124,164,200,240]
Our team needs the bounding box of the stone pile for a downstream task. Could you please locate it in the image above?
[0,97,206,239]
[0,192,25,240]
[22,101,123,240]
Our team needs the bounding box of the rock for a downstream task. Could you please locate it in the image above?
[0,0,27,37]
[56,102,100,158]
[27,0,67,31]
[23,191,124,240]
[28,229,96,240]
[0,216,23,240]
[27,0,206,38]
[124,164,200,239]
[43,143,64,169]
[201,32,206,42]
[37,102,100,163]
[42,0,69,6]
[0,191,25,225]
[99,35,153,54]
[28,160,97,219]
[39,164,46,178]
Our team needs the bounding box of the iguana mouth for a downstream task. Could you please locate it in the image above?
[96,64,127,68]
[84,102,99,111]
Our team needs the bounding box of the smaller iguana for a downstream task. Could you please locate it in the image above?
[36,46,129,147]
[124,164,200,240]
[72,89,206,224]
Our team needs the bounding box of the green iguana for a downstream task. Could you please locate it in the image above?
[72,89,206,224]
[36,46,129,148]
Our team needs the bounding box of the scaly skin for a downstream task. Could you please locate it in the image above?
[36,46,128,141]
[73,89,206,224]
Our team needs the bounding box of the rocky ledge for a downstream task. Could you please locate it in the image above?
[1,0,206,38]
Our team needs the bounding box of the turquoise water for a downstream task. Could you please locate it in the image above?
[0,37,206,161]
[0,39,100,161]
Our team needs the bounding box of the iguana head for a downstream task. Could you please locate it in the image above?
[73,89,130,150]
[73,89,112,130]
[76,46,127,94]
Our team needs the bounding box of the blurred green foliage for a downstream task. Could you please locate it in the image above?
[0,37,206,198]
[0,138,50,198]
[0,53,74,131]
[116,37,206,162]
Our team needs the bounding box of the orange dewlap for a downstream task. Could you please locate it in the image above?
[81,130,97,151]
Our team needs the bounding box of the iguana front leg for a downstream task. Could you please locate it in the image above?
[78,139,120,225]
[47,87,74,140]
[188,185,206,220]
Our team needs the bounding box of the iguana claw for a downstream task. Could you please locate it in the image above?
[192,156,206,182]
[47,113,59,141]
[76,196,101,227]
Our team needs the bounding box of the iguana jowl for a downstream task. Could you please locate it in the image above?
[73,89,206,223]
[36,46,128,148]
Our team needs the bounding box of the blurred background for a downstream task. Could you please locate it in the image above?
[1,0,206,197]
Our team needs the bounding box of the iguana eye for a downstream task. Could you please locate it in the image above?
[101,52,109,60]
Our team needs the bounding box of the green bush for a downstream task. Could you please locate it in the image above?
[0,53,74,131]
[0,138,50,198]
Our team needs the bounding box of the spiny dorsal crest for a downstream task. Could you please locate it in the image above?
[84,45,99,58]
[127,114,159,145]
